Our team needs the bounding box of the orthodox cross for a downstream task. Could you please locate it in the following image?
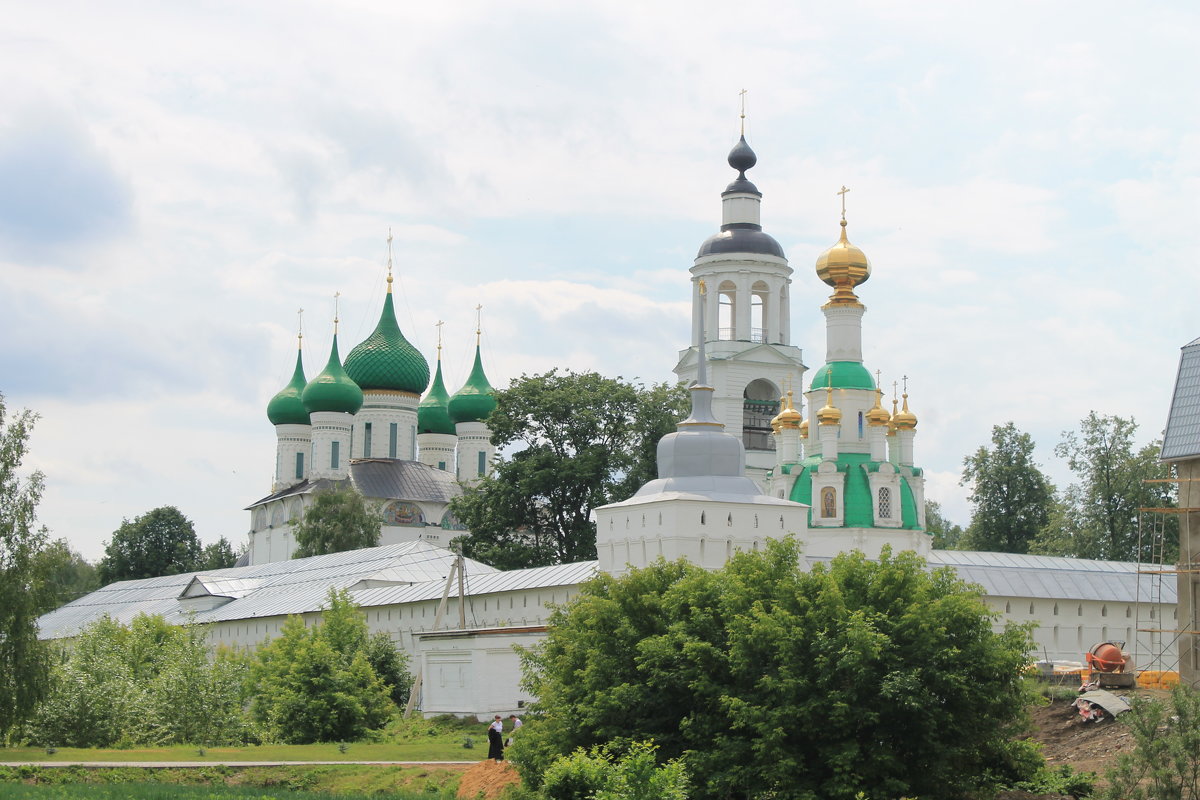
[435,319,445,355]
[902,374,909,394]
[739,88,748,135]
[386,228,394,283]
[475,304,483,343]
[838,185,850,222]
[333,291,341,333]
[297,308,304,344]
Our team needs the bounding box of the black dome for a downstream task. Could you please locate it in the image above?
[696,228,785,259]
[728,135,757,176]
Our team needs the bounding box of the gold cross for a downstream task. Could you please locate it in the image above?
[838,186,850,221]
[435,319,444,353]
[333,292,341,333]
[475,304,483,342]
[297,308,304,342]
[386,228,394,282]
[739,89,748,135]
[902,374,909,394]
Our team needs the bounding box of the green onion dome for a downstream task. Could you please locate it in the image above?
[302,334,364,414]
[344,292,430,395]
[809,361,876,391]
[447,345,496,424]
[418,358,456,435]
[267,348,310,425]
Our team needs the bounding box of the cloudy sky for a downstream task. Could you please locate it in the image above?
[3,1,1199,561]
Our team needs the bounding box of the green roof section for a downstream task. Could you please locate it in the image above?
[344,293,430,394]
[302,334,364,414]
[418,358,456,435]
[808,361,876,391]
[788,454,925,532]
[448,344,496,424]
[267,348,310,425]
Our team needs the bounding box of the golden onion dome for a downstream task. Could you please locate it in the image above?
[799,418,809,439]
[866,387,890,427]
[816,384,842,426]
[771,390,803,431]
[886,397,899,436]
[815,219,871,307]
[893,392,918,430]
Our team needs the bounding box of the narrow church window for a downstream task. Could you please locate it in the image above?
[1101,605,1107,617]
[1077,605,1083,616]
[363,422,373,457]
[750,293,764,342]
[478,450,486,476]
[389,423,398,458]
[701,512,706,525]
[858,412,864,440]
[779,515,784,529]
[438,460,446,471]
[331,441,340,469]
[641,515,645,528]
[625,517,629,529]
[878,487,892,518]
[410,425,416,459]
[727,513,733,526]
[1053,604,1058,616]
[1005,602,1011,614]
[1126,606,1132,618]
[1029,603,1035,614]
[295,452,304,480]
[821,487,837,518]
[754,515,759,528]
[658,513,662,525]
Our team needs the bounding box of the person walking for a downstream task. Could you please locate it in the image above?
[505,713,522,747]
[486,715,504,761]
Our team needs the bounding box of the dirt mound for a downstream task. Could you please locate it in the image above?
[1028,696,1138,777]
[457,759,522,799]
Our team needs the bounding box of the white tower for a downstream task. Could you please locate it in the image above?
[266,318,312,491]
[417,323,458,473]
[344,235,429,462]
[675,128,805,488]
[302,307,363,481]
[448,311,497,487]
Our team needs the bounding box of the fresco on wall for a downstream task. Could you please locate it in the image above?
[440,511,468,531]
[384,501,425,526]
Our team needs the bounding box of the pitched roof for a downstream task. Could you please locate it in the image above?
[1162,337,1200,461]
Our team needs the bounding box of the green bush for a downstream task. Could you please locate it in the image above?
[1100,684,1200,799]
[540,741,688,800]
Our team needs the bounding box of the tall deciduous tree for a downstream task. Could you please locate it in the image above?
[451,370,688,569]
[249,588,392,743]
[292,487,381,558]
[36,538,99,611]
[924,499,965,549]
[1032,412,1174,562]
[960,422,1055,554]
[513,538,1034,800]
[0,395,52,741]
[198,536,238,570]
[98,506,202,583]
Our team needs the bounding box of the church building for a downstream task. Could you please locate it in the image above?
[37,127,1182,718]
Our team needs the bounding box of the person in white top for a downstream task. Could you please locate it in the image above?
[487,715,504,761]
[506,714,522,747]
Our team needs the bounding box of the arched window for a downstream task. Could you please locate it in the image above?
[1101,605,1108,617]
[821,487,837,518]
[718,280,737,340]
[1053,603,1059,616]
[878,487,892,518]
[700,511,706,525]
[727,513,733,527]
[742,379,779,452]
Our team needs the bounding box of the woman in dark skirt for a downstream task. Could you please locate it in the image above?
[486,715,504,761]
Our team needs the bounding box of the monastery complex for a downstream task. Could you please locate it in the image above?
[38,129,1200,714]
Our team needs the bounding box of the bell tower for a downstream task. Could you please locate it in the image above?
[674,122,806,488]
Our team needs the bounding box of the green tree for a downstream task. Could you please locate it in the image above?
[0,394,52,741]
[35,538,99,611]
[451,370,688,569]
[924,499,965,549]
[1032,412,1175,562]
[30,613,250,747]
[960,422,1055,553]
[292,487,381,559]
[97,506,202,583]
[249,588,392,743]
[513,538,1034,800]
[1100,684,1200,799]
[198,536,238,570]
[364,632,412,707]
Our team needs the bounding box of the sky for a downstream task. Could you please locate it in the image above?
[3,1,1199,561]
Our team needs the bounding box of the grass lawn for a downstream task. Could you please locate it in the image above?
[1,715,489,764]
[0,782,451,799]
[0,741,473,763]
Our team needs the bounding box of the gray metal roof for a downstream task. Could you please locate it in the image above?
[246,459,461,510]
[929,550,1176,604]
[37,541,497,640]
[350,560,598,608]
[1162,337,1200,461]
[696,228,786,259]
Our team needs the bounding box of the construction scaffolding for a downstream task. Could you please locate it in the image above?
[1135,475,1199,681]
